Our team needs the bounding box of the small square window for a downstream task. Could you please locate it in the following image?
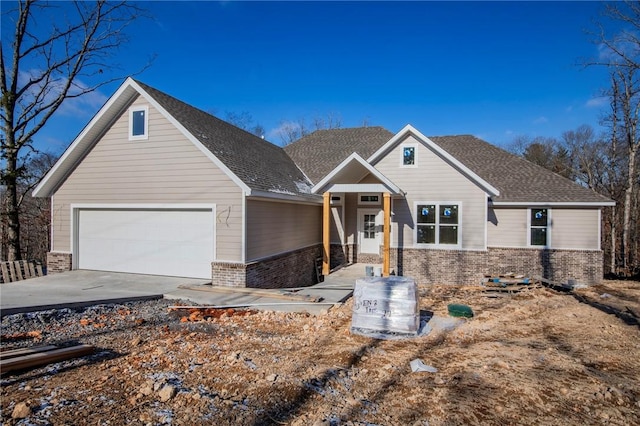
[440,205,458,224]
[417,204,436,224]
[417,225,435,244]
[531,228,547,246]
[403,146,415,165]
[531,208,548,227]
[439,226,458,244]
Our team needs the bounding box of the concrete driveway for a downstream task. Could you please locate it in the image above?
[0,270,209,317]
[0,267,358,317]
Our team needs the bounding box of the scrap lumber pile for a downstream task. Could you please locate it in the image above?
[0,260,44,284]
[480,273,540,295]
[0,344,94,374]
[169,306,258,322]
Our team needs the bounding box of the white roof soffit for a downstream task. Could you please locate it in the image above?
[311,152,403,195]
[368,124,500,198]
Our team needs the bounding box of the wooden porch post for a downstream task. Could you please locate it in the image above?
[383,192,391,277]
[323,192,331,276]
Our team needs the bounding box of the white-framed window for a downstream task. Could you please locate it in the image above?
[330,195,342,206]
[358,193,380,205]
[415,202,461,247]
[528,208,550,247]
[129,105,149,140]
[401,144,417,166]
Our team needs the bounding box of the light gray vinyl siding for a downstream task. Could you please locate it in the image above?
[488,207,600,250]
[374,135,488,250]
[246,200,321,261]
[551,209,600,249]
[52,95,244,261]
[488,208,527,247]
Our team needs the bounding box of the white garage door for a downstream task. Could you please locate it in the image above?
[77,209,214,279]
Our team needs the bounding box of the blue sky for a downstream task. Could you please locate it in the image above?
[5,1,616,152]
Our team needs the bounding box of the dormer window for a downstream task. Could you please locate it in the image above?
[129,105,148,140]
[402,145,416,166]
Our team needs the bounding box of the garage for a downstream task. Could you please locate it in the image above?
[76,208,214,279]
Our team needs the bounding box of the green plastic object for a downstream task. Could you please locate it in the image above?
[447,303,474,318]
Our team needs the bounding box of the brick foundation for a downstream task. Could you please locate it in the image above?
[389,247,603,285]
[46,252,72,274]
[211,244,323,289]
[488,247,603,285]
[330,243,359,268]
[210,261,247,287]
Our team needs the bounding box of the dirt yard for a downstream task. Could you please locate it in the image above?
[1,279,639,425]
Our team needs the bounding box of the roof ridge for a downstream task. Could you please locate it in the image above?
[133,79,275,146]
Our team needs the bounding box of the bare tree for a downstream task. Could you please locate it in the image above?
[511,135,574,179]
[277,112,343,145]
[582,1,640,275]
[224,111,265,138]
[1,151,56,263]
[1,0,149,261]
[590,1,640,274]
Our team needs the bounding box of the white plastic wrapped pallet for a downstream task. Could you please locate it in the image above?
[351,276,419,335]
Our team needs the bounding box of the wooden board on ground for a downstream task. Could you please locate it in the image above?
[178,284,322,303]
[0,345,59,360]
[0,344,94,374]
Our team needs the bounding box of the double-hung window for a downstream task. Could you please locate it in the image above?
[529,208,549,246]
[416,202,460,247]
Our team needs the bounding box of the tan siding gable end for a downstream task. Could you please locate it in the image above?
[52,96,244,261]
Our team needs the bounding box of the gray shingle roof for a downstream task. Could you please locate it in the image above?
[285,126,611,204]
[284,127,394,184]
[135,80,314,197]
[428,135,613,204]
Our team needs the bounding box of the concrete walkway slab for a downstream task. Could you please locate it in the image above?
[164,263,369,315]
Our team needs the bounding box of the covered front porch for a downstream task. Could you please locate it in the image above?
[311,153,404,279]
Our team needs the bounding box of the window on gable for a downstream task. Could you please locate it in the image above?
[530,208,549,246]
[129,105,148,140]
[403,146,415,166]
[416,203,459,246]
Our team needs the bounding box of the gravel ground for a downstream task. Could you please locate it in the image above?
[1,299,178,349]
[1,280,639,425]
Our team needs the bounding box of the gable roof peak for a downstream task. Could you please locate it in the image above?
[284,126,394,184]
[34,78,315,200]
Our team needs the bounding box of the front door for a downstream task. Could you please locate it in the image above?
[358,209,382,254]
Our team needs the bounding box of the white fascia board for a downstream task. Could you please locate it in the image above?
[33,78,138,197]
[368,124,500,198]
[327,183,390,193]
[248,190,322,205]
[128,80,252,195]
[311,152,403,195]
[490,201,616,207]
